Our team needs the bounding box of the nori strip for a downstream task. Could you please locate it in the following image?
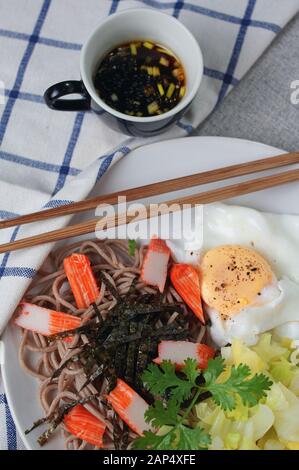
[25,394,99,445]
[51,343,92,380]
[103,322,189,346]
[114,320,129,379]
[91,302,104,324]
[79,363,105,391]
[48,321,97,341]
[125,321,142,385]
[112,414,130,450]
[97,271,122,302]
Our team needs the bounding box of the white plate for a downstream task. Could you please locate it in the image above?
[2,136,299,450]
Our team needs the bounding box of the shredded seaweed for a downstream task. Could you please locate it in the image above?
[125,321,140,385]
[97,271,122,302]
[48,294,188,395]
[30,283,194,448]
[91,302,104,324]
[113,414,130,450]
[79,363,105,391]
[25,394,99,446]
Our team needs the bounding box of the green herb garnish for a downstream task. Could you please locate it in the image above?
[128,239,136,257]
[133,357,272,450]
[203,358,272,410]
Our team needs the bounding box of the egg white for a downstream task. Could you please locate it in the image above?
[207,278,299,346]
[201,203,299,284]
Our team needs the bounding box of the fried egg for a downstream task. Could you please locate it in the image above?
[201,205,299,346]
[200,245,276,318]
[103,201,299,345]
[168,203,299,346]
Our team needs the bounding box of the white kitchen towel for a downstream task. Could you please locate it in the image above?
[0,0,298,450]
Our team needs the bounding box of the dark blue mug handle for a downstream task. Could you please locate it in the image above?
[44,80,91,111]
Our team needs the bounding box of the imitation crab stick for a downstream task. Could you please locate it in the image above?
[64,253,100,309]
[153,340,215,369]
[106,379,151,436]
[64,404,106,448]
[170,264,205,324]
[14,303,81,336]
[141,238,170,293]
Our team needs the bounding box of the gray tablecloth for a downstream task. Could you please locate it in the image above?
[195,14,299,152]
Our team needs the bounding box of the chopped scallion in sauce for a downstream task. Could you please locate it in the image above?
[93,41,186,117]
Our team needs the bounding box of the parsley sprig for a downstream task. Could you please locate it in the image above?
[133,357,272,450]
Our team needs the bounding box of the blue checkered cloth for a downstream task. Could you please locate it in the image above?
[0,0,298,451]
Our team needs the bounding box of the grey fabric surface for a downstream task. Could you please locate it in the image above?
[195,14,299,152]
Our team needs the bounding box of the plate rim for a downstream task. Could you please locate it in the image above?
[1,135,284,450]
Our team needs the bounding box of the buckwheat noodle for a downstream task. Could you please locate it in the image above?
[18,239,206,450]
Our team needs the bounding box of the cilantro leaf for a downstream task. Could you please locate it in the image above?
[132,430,175,450]
[128,239,136,256]
[229,363,252,383]
[204,362,273,410]
[145,399,180,428]
[135,357,272,451]
[182,358,201,386]
[233,371,273,406]
[204,383,236,410]
[132,425,211,451]
[176,425,211,450]
[203,356,225,386]
[142,361,194,402]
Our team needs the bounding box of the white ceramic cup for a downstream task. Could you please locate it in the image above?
[44,8,204,137]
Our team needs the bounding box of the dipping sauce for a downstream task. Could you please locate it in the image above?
[93,41,186,117]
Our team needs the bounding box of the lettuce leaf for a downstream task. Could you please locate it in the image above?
[269,357,295,387]
[194,335,299,450]
[231,339,266,375]
[253,333,288,363]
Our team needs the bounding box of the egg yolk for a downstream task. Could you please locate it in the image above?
[200,245,274,318]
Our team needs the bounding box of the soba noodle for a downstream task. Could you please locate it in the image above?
[18,239,205,450]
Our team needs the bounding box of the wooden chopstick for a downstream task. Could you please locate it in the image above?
[1,167,299,254]
[1,151,299,230]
